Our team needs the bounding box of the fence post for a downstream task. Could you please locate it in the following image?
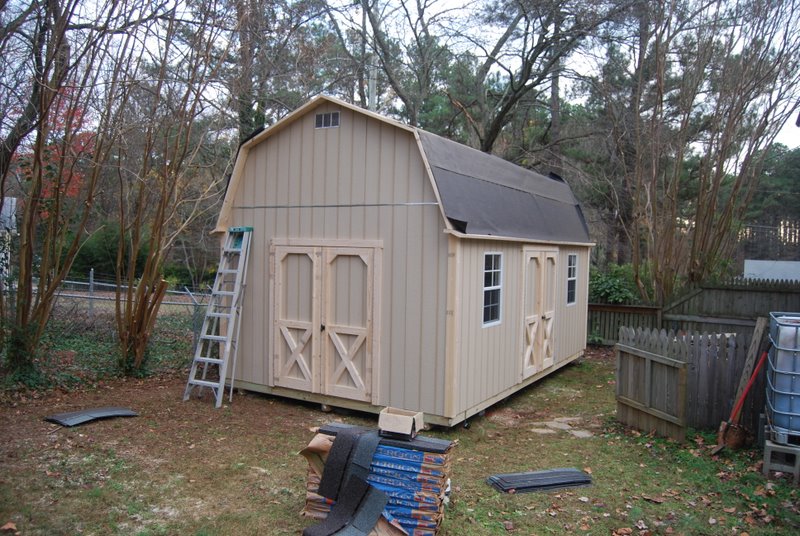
[185,286,202,352]
[89,268,94,321]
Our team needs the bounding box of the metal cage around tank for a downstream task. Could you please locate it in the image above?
[766,312,800,444]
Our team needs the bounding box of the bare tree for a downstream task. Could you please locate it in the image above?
[109,3,233,373]
[361,0,458,125]
[589,0,800,303]
[340,0,624,154]
[455,0,628,153]
[225,0,348,140]
[0,0,165,374]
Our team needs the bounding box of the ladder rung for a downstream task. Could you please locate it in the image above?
[213,290,235,297]
[194,357,223,365]
[209,295,235,302]
[188,379,222,389]
[224,248,242,254]
[201,334,227,342]
[207,311,233,318]
[218,269,238,274]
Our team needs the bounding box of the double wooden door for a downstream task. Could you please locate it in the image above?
[522,248,557,379]
[271,244,377,402]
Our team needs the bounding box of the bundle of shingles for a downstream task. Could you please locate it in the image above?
[486,467,592,493]
[300,422,454,536]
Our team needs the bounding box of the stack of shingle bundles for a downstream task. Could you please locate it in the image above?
[300,422,454,536]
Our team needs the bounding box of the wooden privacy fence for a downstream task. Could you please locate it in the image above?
[660,278,800,336]
[616,327,766,441]
[588,304,661,345]
[590,277,800,345]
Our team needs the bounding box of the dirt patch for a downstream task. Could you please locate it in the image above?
[483,346,614,429]
[485,406,551,427]
[0,372,333,534]
[584,345,615,362]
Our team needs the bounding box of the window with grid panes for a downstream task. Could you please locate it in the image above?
[314,111,340,129]
[483,253,502,325]
[567,254,577,305]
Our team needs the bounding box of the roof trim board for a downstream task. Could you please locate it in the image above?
[242,96,414,151]
[45,407,138,427]
[413,129,453,233]
[444,229,594,247]
[215,144,249,233]
[215,95,416,233]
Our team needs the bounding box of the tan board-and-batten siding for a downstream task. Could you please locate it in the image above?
[446,240,590,420]
[226,103,450,418]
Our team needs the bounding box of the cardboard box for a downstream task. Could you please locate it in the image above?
[379,407,424,440]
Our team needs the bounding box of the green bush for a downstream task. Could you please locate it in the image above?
[589,264,640,304]
[162,262,216,290]
[70,223,150,278]
[162,264,193,289]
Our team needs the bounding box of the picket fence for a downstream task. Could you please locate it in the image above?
[615,327,766,440]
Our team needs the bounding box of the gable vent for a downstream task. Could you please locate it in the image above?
[315,111,340,129]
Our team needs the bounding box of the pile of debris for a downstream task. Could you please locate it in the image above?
[300,421,454,535]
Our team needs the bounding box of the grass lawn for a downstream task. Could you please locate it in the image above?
[1,347,798,535]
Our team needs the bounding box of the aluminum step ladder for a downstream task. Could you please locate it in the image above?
[183,227,253,407]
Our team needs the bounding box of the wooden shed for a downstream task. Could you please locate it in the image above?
[214,96,592,426]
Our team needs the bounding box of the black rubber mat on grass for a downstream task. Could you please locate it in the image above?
[487,468,591,493]
[45,407,138,427]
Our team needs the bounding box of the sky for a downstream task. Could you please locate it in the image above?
[776,114,799,149]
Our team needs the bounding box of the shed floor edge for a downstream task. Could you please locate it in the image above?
[228,350,584,428]
[452,351,584,424]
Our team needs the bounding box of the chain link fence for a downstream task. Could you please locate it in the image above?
[55,269,210,349]
[4,270,212,385]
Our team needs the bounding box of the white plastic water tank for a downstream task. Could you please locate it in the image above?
[766,313,800,444]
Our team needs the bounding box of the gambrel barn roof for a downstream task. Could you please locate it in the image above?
[417,131,589,243]
[217,95,591,245]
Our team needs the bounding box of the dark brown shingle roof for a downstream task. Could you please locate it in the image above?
[417,131,590,243]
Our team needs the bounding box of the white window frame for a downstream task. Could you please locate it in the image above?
[482,252,502,326]
[566,253,578,305]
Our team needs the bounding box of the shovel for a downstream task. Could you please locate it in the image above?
[712,348,769,454]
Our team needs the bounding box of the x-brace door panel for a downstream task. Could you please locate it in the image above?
[272,247,319,392]
[322,248,373,402]
[541,252,557,370]
[522,251,542,378]
[521,249,557,378]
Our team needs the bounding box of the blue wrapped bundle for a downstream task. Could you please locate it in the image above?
[302,423,454,535]
[367,480,442,505]
[374,445,449,467]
